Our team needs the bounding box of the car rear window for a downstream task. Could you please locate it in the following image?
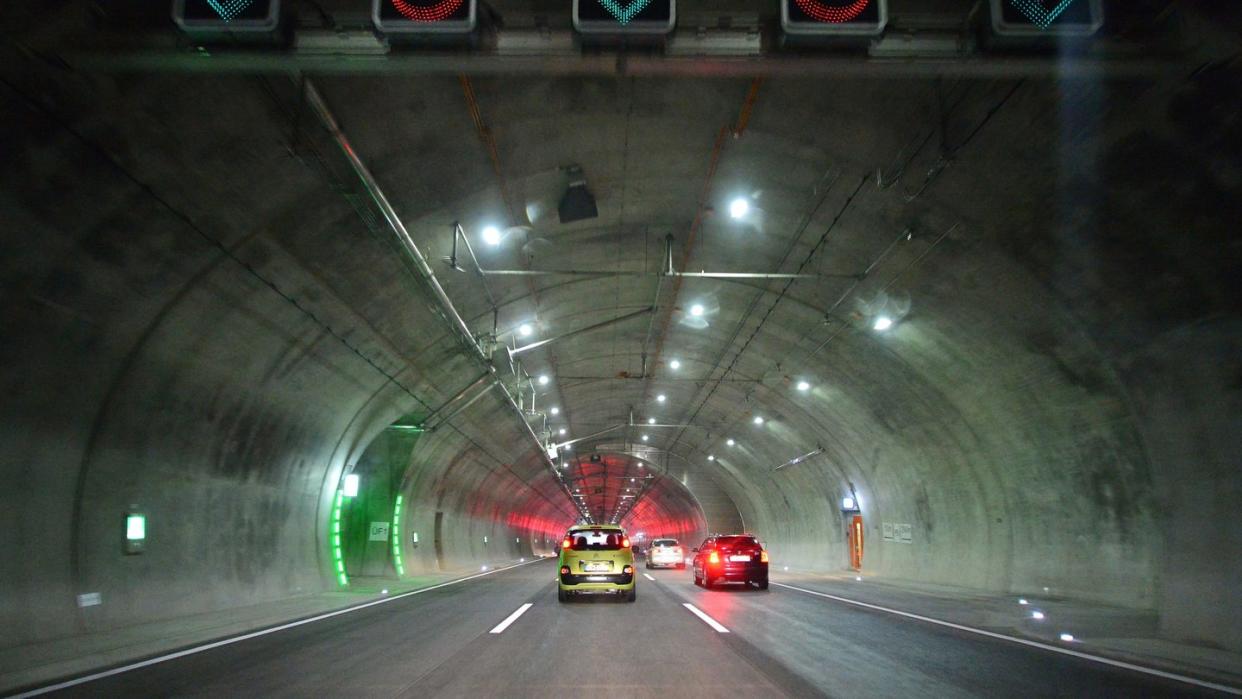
[652,539,679,547]
[715,536,759,548]
[568,529,626,551]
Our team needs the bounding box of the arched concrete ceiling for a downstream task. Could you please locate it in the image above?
[2,0,1240,658]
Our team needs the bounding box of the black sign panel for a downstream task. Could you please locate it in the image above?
[781,0,887,36]
[373,0,475,34]
[173,0,279,31]
[990,0,1102,37]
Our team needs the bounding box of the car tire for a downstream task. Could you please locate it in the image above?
[703,574,714,590]
[755,577,769,590]
[626,587,637,603]
[693,570,702,586]
[645,561,652,570]
[558,587,569,603]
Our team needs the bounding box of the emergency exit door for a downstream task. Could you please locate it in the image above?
[847,515,864,570]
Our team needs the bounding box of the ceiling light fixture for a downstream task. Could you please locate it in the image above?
[669,359,681,370]
[796,381,811,392]
[550,407,560,415]
[538,375,550,385]
[656,394,666,403]
[726,438,735,446]
[753,416,764,425]
[518,323,533,337]
[873,315,893,332]
[559,428,566,436]
[707,455,715,461]
[648,417,656,425]
[729,197,750,219]
[641,435,649,442]
[482,225,502,246]
[689,304,705,317]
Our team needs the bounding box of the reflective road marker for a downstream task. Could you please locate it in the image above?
[643,573,656,581]
[490,603,534,634]
[683,603,729,633]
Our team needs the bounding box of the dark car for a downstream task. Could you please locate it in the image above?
[692,534,769,590]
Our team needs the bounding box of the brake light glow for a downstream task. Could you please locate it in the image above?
[621,537,631,548]
[760,550,769,563]
[561,537,572,549]
[708,550,720,564]
[560,566,570,575]
[623,565,634,574]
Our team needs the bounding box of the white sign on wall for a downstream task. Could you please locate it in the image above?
[897,523,913,544]
[368,522,390,541]
[882,522,913,544]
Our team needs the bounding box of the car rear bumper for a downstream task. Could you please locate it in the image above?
[710,562,768,581]
[560,571,635,589]
[647,556,683,567]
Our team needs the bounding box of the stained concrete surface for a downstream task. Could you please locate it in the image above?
[1,0,1241,693]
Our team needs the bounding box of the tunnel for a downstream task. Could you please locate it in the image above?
[2,1,1241,696]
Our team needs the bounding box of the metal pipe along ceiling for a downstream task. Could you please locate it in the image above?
[302,78,576,509]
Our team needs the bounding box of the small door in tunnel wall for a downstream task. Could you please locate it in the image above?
[847,515,864,570]
[434,511,445,571]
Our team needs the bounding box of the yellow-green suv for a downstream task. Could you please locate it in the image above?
[557,524,637,602]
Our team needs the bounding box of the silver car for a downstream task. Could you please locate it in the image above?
[644,538,686,569]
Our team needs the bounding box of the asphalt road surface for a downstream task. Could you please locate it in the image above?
[31,559,1227,698]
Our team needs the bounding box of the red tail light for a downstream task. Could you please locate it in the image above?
[760,550,769,563]
[708,550,720,564]
[561,537,572,549]
[623,565,634,575]
[560,566,570,575]
[621,537,631,548]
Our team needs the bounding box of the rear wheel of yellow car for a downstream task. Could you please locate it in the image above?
[558,587,569,603]
[625,587,636,603]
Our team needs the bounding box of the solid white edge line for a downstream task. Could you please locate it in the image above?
[682,603,730,633]
[13,558,548,698]
[770,582,1242,696]
[489,603,534,634]
[643,573,656,581]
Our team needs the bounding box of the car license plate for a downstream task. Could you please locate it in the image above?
[584,562,609,572]
[729,555,751,562]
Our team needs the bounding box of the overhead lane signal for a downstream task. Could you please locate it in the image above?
[990,0,1102,37]
[781,0,887,36]
[574,0,675,35]
[173,0,280,32]
[373,0,476,35]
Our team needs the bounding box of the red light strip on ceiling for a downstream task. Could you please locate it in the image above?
[794,0,871,23]
[390,0,464,21]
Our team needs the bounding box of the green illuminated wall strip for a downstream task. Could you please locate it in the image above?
[331,490,348,586]
[392,494,405,577]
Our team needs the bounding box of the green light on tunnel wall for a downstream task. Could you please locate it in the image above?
[331,490,348,587]
[392,495,405,577]
[126,514,146,541]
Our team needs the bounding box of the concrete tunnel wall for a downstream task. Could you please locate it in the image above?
[2,16,1241,665]
[0,84,577,648]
